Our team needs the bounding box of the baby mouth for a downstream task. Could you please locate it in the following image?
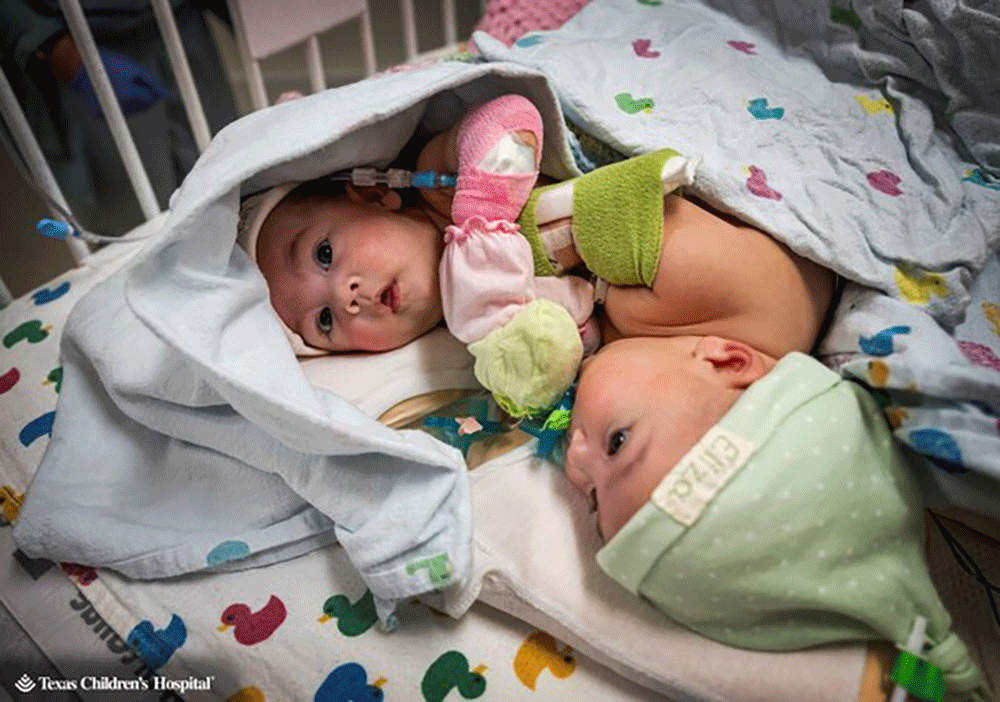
[380,282,400,313]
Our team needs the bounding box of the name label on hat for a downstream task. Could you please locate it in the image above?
[651,426,755,526]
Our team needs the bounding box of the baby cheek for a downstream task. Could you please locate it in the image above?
[345,323,401,353]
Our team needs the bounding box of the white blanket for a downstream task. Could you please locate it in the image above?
[13,60,581,622]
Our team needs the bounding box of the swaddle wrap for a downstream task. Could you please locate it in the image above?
[597,353,988,701]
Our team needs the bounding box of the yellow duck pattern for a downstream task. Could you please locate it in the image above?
[226,687,265,702]
[895,267,949,304]
[867,360,890,387]
[0,485,24,526]
[513,632,577,690]
[983,302,1000,336]
[854,95,894,114]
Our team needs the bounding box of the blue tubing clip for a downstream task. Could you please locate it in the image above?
[410,170,457,188]
[36,218,75,240]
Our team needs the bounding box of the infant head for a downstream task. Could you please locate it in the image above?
[254,180,446,353]
[565,336,775,539]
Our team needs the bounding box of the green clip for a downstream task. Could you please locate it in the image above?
[890,650,945,702]
[542,408,571,431]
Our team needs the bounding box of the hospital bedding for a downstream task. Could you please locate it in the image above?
[0,240,643,702]
[2,245,995,702]
[0,241,871,701]
[3,0,1000,699]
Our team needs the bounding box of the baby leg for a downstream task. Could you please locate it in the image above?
[452,94,543,225]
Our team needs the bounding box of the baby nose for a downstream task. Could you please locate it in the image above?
[565,429,593,487]
[341,276,362,315]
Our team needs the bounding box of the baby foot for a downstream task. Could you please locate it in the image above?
[452,94,543,225]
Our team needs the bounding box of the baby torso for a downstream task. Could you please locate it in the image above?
[597,193,836,358]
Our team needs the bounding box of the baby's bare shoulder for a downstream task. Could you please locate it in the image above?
[602,194,834,356]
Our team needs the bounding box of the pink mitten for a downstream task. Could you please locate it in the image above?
[439,217,594,344]
[440,217,598,417]
[452,94,543,225]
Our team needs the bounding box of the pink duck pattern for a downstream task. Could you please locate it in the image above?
[219,595,287,645]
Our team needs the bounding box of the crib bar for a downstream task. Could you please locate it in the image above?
[247,58,269,109]
[0,68,90,264]
[359,9,377,76]
[58,0,162,221]
[442,0,457,47]
[226,0,269,108]
[150,0,212,152]
[305,36,326,93]
[400,0,419,60]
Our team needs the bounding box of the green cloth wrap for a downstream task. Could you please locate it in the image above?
[518,185,563,278]
[597,353,989,701]
[468,299,583,418]
[517,148,680,286]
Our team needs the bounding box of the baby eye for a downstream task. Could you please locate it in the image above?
[607,430,627,456]
[316,240,333,269]
[317,307,334,334]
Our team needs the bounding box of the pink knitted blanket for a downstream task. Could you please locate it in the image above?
[474,0,589,46]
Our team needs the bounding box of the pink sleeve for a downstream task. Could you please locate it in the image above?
[439,217,536,343]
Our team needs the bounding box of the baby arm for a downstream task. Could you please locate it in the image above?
[430,95,600,416]
[602,193,837,357]
[518,148,696,286]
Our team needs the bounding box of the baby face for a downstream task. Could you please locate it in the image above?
[256,193,445,352]
[565,336,773,539]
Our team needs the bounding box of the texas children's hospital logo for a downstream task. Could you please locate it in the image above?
[13,672,214,695]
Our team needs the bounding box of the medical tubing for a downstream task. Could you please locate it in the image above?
[330,167,457,189]
[31,166,459,246]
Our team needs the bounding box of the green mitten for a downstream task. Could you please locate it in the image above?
[468,299,583,418]
[517,148,697,286]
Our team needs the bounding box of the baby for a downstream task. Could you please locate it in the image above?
[242,93,551,355]
[568,336,989,701]
[564,335,777,540]
[246,176,449,354]
[558,178,837,538]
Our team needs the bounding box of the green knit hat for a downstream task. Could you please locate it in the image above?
[597,353,988,702]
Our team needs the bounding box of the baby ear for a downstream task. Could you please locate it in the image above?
[345,183,402,211]
[696,337,769,389]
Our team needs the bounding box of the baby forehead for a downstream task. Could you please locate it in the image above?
[581,337,684,379]
[281,191,353,215]
[267,192,357,230]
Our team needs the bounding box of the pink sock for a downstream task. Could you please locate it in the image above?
[452,94,543,225]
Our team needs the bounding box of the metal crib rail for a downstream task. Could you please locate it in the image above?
[0,65,88,308]
[0,0,199,306]
[57,0,163,222]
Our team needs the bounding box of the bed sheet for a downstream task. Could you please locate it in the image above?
[0,227,664,702]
